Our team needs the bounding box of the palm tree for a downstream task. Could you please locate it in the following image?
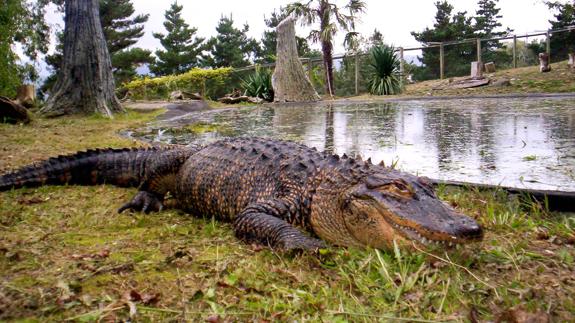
[287,0,366,97]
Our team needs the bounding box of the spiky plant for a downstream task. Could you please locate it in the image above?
[368,45,402,95]
[241,66,274,102]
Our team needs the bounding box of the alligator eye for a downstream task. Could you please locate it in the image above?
[378,179,414,199]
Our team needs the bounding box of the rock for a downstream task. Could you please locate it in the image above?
[484,62,496,73]
[539,53,551,73]
[491,78,511,87]
[272,17,320,102]
[157,101,211,121]
[0,96,31,124]
[470,61,483,78]
[169,90,203,101]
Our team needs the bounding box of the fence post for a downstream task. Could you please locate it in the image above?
[476,38,482,64]
[546,30,551,62]
[355,52,359,96]
[513,35,517,68]
[399,47,405,88]
[439,43,444,80]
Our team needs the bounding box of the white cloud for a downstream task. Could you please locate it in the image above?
[44,0,555,57]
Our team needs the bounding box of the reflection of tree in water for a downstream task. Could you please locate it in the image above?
[543,103,575,169]
[423,107,474,171]
[324,104,334,155]
[333,102,399,157]
[371,103,398,148]
[476,113,497,171]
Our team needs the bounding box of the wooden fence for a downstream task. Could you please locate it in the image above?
[233,25,575,95]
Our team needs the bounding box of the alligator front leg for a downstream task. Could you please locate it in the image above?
[234,202,326,251]
[118,149,191,214]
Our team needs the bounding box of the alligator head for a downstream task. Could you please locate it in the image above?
[311,159,483,249]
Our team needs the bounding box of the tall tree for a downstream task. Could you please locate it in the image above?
[204,15,260,68]
[257,8,314,63]
[411,1,476,80]
[151,2,205,76]
[287,0,366,96]
[100,0,153,84]
[546,1,575,59]
[44,0,153,89]
[474,0,511,61]
[41,0,123,117]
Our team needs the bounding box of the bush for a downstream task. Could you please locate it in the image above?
[122,67,233,100]
[241,66,274,101]
[368,45,402,95]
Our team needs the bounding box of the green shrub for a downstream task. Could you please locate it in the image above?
[241,66,274,101]
[122,67,233,100]
[368,45,402,95]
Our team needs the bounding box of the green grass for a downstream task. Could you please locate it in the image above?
[0,110,574,321]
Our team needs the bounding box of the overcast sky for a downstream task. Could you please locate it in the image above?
[44,0,555,54]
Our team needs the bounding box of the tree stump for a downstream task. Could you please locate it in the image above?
[15,85,36,108]
[0,96,31,124]
[539,53,551,73]
[484,62,496,73]
[40,0,123,117]
[470,61,483,78]
[568,53,575,71]
[272,17,320,103]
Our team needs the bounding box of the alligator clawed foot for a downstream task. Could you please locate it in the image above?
[118,191,164,214]
[278,237,327,252]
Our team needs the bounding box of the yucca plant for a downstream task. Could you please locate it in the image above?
[368,45,402,95]
[241,66,274,102]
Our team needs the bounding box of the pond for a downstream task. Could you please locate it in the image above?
[131,97,575,192]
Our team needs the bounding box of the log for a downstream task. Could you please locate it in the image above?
[539,53,551,72]
[169,90,203,101]
[0,96,31,124]
[15,84,36,107]
[272,17,320,102]
[430,178,575,212]
[217,96,263,104]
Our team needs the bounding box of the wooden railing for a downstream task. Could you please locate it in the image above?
[233,25,575,95]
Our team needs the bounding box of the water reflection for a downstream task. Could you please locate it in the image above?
[138,98,575,192]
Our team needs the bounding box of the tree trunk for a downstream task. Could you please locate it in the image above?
[15,85,36,108]
[41,0,123,117]
[272,17,320,103]
[322,40,335,97]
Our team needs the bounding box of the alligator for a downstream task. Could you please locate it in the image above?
[0,137,483,250]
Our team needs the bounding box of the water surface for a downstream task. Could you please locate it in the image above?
[133,97,575,192]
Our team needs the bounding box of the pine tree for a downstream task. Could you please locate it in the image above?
[411,1,476,80]
[257,8,313,63]
[474,0,512,62]
[205,15,260,68]
[369,29,384,47]
[151,2,205,75]
[546,1,575,59]
[100,0,153,84]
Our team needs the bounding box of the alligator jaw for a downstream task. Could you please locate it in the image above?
[380,206,484,247]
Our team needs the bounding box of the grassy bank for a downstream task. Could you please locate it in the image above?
[350,60,575,100]
[0,110,574,322]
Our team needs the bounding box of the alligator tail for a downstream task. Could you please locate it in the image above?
[0,147,167,192]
